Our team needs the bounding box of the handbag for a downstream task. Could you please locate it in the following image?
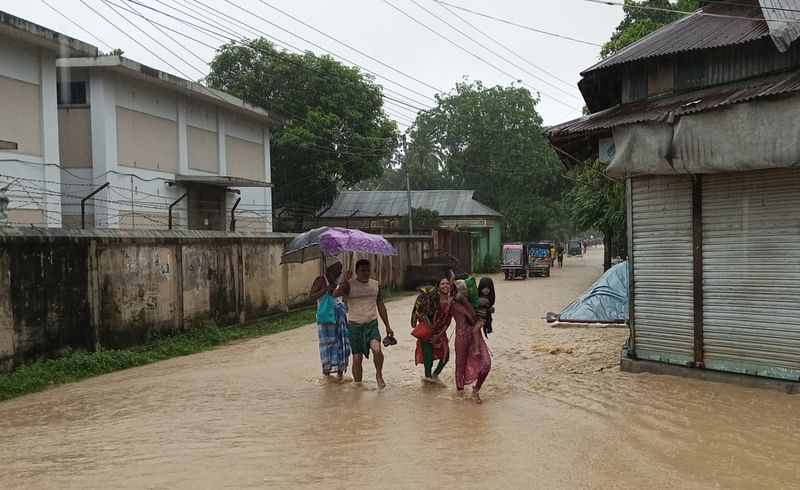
[411,318,433,342]
[316,293,337,324]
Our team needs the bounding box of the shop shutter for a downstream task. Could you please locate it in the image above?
[702,169,800,381]
[631,175,695,365]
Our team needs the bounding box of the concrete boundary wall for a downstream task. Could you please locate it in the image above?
[0,229,431,372]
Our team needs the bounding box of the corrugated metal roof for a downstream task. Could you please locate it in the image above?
[583,2,769,74]
[320,190,502,218]
[761,0,800,52]
[547,68,800,139]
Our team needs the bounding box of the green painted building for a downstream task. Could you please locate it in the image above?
[318,190,503,271]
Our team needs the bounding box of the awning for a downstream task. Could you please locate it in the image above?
[171,175,272,188]
[548,69,800,143]
[546,68,800,168]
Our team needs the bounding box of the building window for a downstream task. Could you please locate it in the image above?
[57,81,87,105]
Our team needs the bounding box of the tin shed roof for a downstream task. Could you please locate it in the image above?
[320,190,502,218]
[583,2,769,75]
[547,68,800,140]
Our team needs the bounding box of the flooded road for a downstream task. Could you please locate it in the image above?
[1,247,799,489]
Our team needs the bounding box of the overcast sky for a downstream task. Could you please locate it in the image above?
[4,0,624,128]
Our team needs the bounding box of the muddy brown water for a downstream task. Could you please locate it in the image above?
[1,247,798,489]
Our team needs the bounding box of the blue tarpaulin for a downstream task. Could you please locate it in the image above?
[556,261,629,323]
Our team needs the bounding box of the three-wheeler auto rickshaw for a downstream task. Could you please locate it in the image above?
[528,242,553,277]
[501,242,528,280]
[568,239,583,256]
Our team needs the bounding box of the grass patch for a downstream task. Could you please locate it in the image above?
[0,290,416,402]
[0,309,316,402]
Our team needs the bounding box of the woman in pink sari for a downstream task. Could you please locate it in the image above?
[452,280,491,403]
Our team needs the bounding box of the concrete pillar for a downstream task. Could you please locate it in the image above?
[217,112,227,176]
[263,126,273,232]
[40,52,62,227]
[177,97,189,175]
[89,71,118,228]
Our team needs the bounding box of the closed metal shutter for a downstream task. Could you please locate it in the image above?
[702,169,800,381]
[631,175,694,365]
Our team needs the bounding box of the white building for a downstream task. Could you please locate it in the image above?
[56,56,286,232]
[0,11,97,227]
[0,10,287,232]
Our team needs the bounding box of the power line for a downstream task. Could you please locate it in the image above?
[125,0,422,135]
[409,0,581,101]
[40,0,115,51]
[255,0,446,95]
[432,0,578,90]
[382,0,580,111]
[91,1,402,153]
[99,0,205,79]
[128,0,237,42]
[110,0,215,64]
[433,1,603,47]
[198,0,437,109]
[164,0,432,111]
[52,4,403,200]
[578,0,800,24]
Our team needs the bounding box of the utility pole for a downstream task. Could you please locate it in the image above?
[403,134,413,235]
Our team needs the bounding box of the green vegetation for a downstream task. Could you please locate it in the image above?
[565,161,627,269]
[0,309,318,402]
[404,207,442,230]
[475,255,501,274]
[207,39,398,212]
[372,80,568,242]
[601,0,701,58]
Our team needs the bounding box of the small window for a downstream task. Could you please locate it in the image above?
[57,81,87,105]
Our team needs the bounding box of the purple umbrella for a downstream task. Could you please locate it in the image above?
[319,228,398,257]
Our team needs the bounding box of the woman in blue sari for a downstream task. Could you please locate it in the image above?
[309,257,351,378]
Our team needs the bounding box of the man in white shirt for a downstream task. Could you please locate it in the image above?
[341,259,394,389]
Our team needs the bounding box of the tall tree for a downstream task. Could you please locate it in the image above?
[565,161,627,269]
[407,80,566,241]
[601,0,701,58]
[206,39,398,211]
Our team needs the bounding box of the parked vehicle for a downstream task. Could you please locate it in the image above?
[568,239,583,256]
[501,242,528,280]
[528,242,553,277]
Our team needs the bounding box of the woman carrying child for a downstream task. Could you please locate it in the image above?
[452,278,492,403]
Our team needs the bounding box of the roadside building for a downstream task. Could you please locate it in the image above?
[316,190,502,267]
[0,11,97,227]
[547,0,800,382]
[0,10,287,232]
[56,55,286,231]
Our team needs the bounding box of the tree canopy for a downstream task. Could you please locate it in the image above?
[206,39,398,212]
[601,0,701,58]
[402,81,567,241]
[565,161,626,252]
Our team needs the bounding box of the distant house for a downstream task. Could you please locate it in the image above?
[546,1,800,384]
[0,10,287,232]
[0,11,96,227]
[317,190,503,265]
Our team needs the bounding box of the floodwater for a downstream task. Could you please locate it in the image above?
[1,247,799,489]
